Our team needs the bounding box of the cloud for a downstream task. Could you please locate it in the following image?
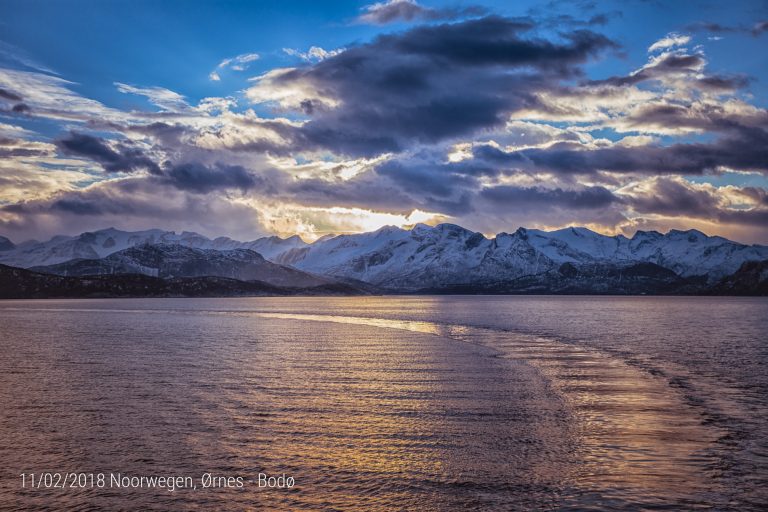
[648,33,691,52]
[283,46,345,63]
[218,53,260,69]
[115,82,189,112]
[593,51,707,87]
[619,176,768,229]
[247,16,617,156]
[480,184,618,210]
[55,132,162,175]
[0,68,125,123]
[356,0,486,25]
[686,20,768,37]
[0,40,59,75]
[587,48,750,96]
[54,129,277,194]
[0,136,95,204]
[209,52,260,80]
[524,43,764,137]
[0,177,268,242]
[163,162,262,193]
[620,176,719,217]
[2,8,768,244]
[0,88,22,101]
[0,122,33,138]
[470,127,768,177]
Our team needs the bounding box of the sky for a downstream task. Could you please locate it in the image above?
[1,0,768,244]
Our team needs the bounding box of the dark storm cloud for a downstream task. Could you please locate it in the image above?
[585,49,749,95]
[471,144,527,166]
[384,19,612,67]
[480,184,618,209]
[54,132,270,193]
[52,198,118,216]
[376,159,482,197]
[357,0,488,25]
[591,52,707,88]
[0,88,30,115]
[163,162,261,193]
[0,88,22,101]
[259,16,617,156]
[623,178,768,227]
[620,102,768,133]
[624,178,718,217]
[695,74,752,92]
[718,208,768,227]
[56,132,161,174]
[471,127,768,176]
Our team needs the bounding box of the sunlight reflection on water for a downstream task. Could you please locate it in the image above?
[0,296,766,510]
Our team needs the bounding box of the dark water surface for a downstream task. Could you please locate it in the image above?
[0,296,766,510]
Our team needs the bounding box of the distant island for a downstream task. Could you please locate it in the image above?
[1,224,767,298]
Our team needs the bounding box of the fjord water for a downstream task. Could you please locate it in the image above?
[0,297,766,510]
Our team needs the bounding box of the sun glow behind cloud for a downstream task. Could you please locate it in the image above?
[252,203,447,241]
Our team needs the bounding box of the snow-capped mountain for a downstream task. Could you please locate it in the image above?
[505,226,768,279]
[0,227,306,269]
[30,243,332,288]
[279,223,768,289]
[3,223,768,293]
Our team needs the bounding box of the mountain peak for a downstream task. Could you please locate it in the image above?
[667,228,712,243]
[551,226,599,238]
[433,222,470,232]
[374,225,405,235]
[632,230,662,239]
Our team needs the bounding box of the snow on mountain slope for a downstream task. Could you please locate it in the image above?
[278,224,491,289]
[31,244,333,288]
[0,228,307,268]
[622,229,768,278]
[3,224,767,288]
[523,227,630,262]
[285,224,768,288]
[242,235,308,260]
[523,227,768,278]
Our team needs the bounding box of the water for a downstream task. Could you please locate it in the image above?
[0,296,765,510]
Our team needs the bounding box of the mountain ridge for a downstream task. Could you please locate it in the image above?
[29,243,333,288]
[2,223,768,295]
